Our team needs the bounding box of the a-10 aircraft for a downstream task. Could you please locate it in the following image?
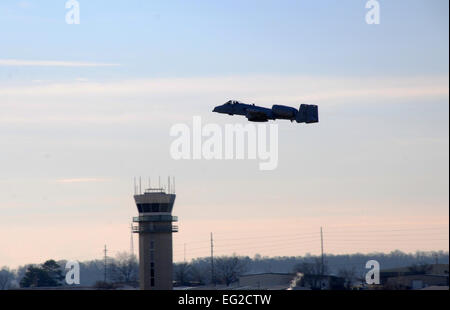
[213,100,319,123]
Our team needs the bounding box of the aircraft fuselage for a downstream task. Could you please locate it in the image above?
[213,100,319,123]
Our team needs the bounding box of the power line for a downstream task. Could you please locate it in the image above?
[173,226,448,247]
[322,238,449,243]
[174,234,448,255]
[172,226,448,262]
[174,237,321,255]
[215,236,321,247]
[207,225,448,237]
[199,240,324,255]
[174,242,449,262]
[213,231,320,242]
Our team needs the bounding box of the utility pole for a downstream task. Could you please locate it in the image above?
[320,227,324,276]
[210,232,215,286]
[103,245,108,282]
[184,243,186,263]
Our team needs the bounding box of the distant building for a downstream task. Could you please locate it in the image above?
[385,274,448,290]
[421,286,449,290]
[238,273,295,290]
[380,264,449,290]
[298,274,345,290]
[237,272,346,290]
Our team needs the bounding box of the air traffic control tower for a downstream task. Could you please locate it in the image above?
[132,178,178,290]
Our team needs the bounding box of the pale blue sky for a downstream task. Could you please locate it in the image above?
[0,0,448,79]
[0,1,448,267]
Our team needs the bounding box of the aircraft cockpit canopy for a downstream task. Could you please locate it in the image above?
[226,100,240,105]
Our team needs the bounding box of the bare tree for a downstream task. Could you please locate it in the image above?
[215,255,248,286]
[294,258,327,275]
[337,267,356,290]
[355,269,368,288]
[174,262,191,286]
[0,267,13,290]
[408,263,432,275]
[110,252,138,284]
[189,264,209,285]
[293,258,328,290]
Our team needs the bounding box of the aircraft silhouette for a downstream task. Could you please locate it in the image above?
[213,100,319,123]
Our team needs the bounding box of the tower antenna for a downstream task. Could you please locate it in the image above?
[210,232,215,286]
[103,245,108,282]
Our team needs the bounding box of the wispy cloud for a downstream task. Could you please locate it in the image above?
[0,75,447,103]
[0,74,447,126]
[75,78,89,82]
[17,1,33,9]
[0,59,120,67]
[56,178,111,184]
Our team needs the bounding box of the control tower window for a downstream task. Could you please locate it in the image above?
[150,204,159,212]
[137,203,171,213]
[141,204,150,213]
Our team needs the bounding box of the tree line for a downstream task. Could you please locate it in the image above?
[0,250,447,289]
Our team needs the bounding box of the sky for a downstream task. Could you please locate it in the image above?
[0,0,448,268]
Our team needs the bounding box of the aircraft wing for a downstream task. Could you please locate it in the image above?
[245,108,269,122]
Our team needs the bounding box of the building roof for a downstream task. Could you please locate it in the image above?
[421,286,449,290]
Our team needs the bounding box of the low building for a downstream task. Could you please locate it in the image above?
[238,273,295,290]
[385,274,448,290]
[381,264,449,290]
[381,264,449,277]
[298,274,345,290]
[421,286,449,290]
